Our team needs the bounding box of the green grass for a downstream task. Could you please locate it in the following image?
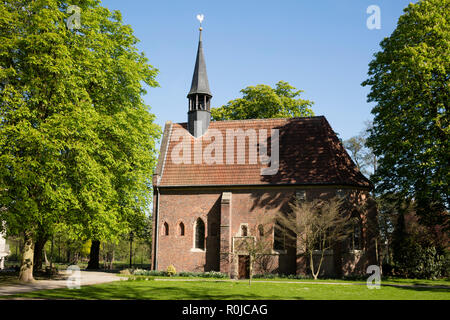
[0,271,64,285]
[250,277,450,286]
[3,278,450,300]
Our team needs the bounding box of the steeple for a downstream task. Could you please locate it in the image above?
[187,14,212,137]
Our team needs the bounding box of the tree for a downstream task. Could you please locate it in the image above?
[211,81,314,120]
[0,0,160,281]
[274,197,354,280]
[343,136,366,172]
[362,0,449,228]
[343,121,378,178]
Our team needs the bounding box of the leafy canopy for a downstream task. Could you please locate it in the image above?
[362,0,449,223]
[211,81,314,120]
[0,0,161,244]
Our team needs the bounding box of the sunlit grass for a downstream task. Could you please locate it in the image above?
[3,278,449,300]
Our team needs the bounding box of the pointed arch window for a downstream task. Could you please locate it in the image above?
[163,222,169,236]
[179,222,185,236]
[194,218,205,250]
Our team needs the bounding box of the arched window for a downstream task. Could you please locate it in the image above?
[179,222,185,236]
[163,222,169,236]
[194,218,205,250]
[349,222,362,250]
[258,225,264,237]
[241,225,248,237]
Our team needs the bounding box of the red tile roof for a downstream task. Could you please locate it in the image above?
[154,116,371,188]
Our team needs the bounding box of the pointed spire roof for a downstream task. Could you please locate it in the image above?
[188,28,212,97]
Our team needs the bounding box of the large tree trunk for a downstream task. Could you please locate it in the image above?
[19,232,35,282]
[87,240,100,270]
[33,234,48,272]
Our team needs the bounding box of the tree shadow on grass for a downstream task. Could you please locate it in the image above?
[9,280,306,300]
[382,284,450,294]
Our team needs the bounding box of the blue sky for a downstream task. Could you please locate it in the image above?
[102,0,416,140]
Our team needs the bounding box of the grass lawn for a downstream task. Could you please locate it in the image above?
[3,278,450,300]
[0,271,64,286]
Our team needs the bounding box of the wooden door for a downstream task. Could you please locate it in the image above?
[238,255,250,279]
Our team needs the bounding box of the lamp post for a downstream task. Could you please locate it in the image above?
[129,231,134,269]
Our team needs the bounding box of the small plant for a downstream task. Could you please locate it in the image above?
[177,271,228,278]
[132,269,167,276]
[167,265,176,277]
[119,269,131,275]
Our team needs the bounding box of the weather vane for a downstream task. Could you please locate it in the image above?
[196,14,204,30]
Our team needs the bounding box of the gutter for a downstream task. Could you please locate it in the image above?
[153,185,160,270]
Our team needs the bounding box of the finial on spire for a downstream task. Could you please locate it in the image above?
[196,14,204,39]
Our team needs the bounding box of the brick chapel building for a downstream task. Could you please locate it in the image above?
[152,26,378,279]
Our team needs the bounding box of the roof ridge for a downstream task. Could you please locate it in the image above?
[174,115,325,126]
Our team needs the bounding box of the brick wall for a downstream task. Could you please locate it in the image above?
[153,186,377,276]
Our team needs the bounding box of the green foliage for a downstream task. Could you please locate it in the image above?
[392,207,447,279]
[177,271,228,278]
[211,81,314,120]
[119,269,131,275]
[133,269,167,277]
[362,0,449,225]
[131,269,229,279]
[252,273,313,280]
[0,0,160,264]
[166,265,176,277]
[394,241,445,279]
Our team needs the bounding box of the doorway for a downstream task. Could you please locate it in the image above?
[238,255,250,279]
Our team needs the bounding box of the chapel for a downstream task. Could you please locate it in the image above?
[151,25,378,278]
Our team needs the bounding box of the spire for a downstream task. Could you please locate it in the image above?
[188,15,211,97]
[187,14,212,138]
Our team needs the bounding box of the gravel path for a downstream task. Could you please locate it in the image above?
[0,271,121,296]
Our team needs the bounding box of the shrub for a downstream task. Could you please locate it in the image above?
[443,251,450,278]
[413,246,445,279]
[394,243,445,279]
[167,265,176,277]
[119,269,131,275]
[177,271,228,278]
[253,273,277,279]
[126,275,155,281]
[133,269,167,276]
[252,273,313,280]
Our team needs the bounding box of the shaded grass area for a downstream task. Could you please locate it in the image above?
[0,271,64,286]
[3,279,450,300]
[250,277,450,286]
